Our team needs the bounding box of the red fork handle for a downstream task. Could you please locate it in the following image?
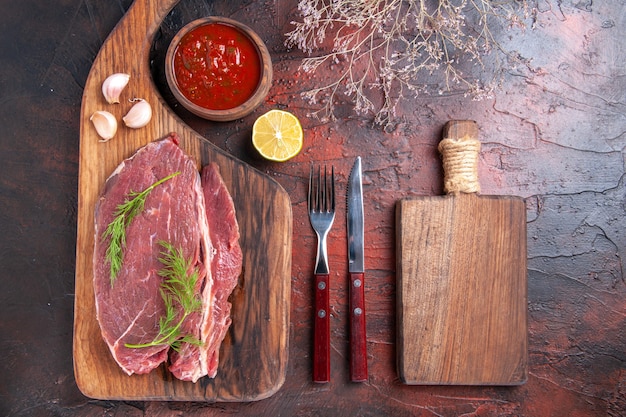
[349,272,368,382]
[313,273,330,383]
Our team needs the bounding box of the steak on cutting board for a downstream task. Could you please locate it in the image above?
[169,163,243,382]
[92,134,241,381]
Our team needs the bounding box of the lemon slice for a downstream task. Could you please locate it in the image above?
[252,109,303,162]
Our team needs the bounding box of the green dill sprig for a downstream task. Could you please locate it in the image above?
[101,171,180,286]
[124,241,203,351]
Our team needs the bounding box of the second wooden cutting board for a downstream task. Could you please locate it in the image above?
[396,120,527,385]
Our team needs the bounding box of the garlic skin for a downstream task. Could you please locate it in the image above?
[90,111,118,142]
[102,73,130,104]
[123,99,152,129]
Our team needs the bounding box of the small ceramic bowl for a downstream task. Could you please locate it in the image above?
[165,17,273,122]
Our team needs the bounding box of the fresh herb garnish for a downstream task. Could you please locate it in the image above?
[102,171,180,286]
[125,241,203,351]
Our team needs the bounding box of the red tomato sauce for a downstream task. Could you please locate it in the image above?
[172,22,262,110]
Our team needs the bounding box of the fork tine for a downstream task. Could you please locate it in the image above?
[318,165,323,212]
[323,165,334,213]
[308,165,313,211]
[320,166,325,212]
[330,165,335,212]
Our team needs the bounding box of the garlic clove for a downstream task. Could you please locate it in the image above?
[123,99,152,129]
[102,73,130,104]
[90,110,118,142]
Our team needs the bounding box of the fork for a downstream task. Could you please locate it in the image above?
[308,165,335,383]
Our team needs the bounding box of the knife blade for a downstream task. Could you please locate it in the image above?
[347,156,368,382]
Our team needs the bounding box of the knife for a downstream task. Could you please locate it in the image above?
[347,156,368,382]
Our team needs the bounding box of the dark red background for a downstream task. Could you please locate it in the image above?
[1,1,624,416]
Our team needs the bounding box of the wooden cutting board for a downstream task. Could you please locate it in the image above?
[396,120,527,385]
[73,0,291,401]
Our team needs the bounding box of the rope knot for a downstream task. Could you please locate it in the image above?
[438,135,481,194]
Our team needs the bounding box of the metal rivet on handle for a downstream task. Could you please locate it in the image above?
[318,281,326,290]
[353,279,361,287]
[318,309,327,318]
[354,308,362,316]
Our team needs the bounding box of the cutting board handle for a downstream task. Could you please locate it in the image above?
[439,120,481,194]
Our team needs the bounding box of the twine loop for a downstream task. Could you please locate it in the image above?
[438,136,481,194]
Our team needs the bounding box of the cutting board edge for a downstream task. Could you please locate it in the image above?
[397,375,529,386]
[396,193,527,203]
[72,371,289,402]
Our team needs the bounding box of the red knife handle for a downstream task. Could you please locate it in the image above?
[349,272,368,382]
[313,273,330,383]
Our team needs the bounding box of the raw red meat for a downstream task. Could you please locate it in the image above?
[93,134,241,381]
[93,134,207,375]
[169,163,243,382]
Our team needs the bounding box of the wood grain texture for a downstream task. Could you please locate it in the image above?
[396,121,527,386]
[73,0,291,401]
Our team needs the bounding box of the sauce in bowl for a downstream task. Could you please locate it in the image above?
[165,17,272,121]
[172,23,261,110]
